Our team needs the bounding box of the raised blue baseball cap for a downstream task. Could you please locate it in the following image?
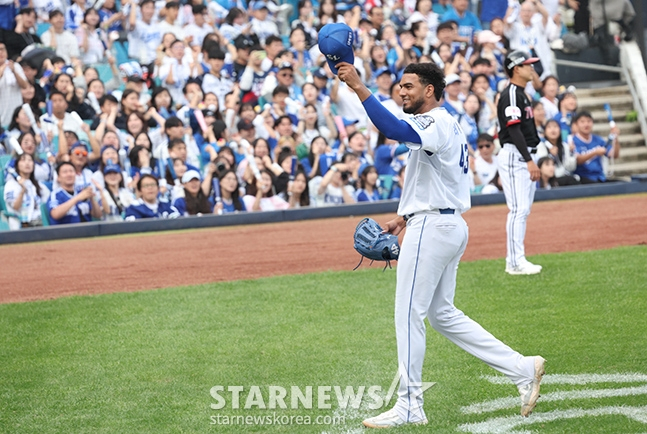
[317,23,355,75]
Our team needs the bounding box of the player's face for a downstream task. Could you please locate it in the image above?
[399,73,428,115]
[515,63,535,82]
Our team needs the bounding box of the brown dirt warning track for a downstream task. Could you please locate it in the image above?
[1,194,645,304]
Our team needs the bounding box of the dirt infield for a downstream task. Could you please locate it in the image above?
[1,194,645,304]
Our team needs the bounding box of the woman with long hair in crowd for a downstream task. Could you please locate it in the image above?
[536,119,579,186]
[297,103,334,146]
[318,0,340,26]
[3,153,49,229]
[301,135,328,179]
[172,170,213,216]
[150,86,176,120]
[214,169,246,214]
[288,169,310,208]
[7,106,35,140]
[354,165,381,202]
[243,169,289,211]
[460,93,480,152]
[76,8,108,65]
[537,157,559,190]
[52,73,95,120]
[9,132,54,183]
[540,75,560,120]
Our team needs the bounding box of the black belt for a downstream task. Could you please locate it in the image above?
[530,148,537,154]
[404,209,454,222]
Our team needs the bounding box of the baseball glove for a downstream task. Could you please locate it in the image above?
[353,218,400,271]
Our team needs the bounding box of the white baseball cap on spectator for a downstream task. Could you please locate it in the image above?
[445,73,461,85]
[181,170,201,183]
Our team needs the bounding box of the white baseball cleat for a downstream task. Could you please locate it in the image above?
[362,409,428,429]
[519,356,546,417]
[506,260,542,275]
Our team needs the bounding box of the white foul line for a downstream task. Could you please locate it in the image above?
[482,373,647,385]
[461,385,647,414]
[458,405,647,433]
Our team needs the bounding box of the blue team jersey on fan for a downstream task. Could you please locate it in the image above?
[573,134,609,182]
[125,200,180,220]
[47,188,92,225]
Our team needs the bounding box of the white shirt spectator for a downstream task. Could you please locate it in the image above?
[158,57,194,106]
[76,27,107,64]
[41,30,80,64]
[201,73,234,109]
[0,62,27,127]
[158,19,185,41]
[333,82,368,130]
[250,17,279,45]
[505,13,558,80]
[3,177,49,229]
[475,154,498,185]
[128,20,162,64]
[183,22,211,48]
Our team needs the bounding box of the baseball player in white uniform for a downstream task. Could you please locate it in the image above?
[336,61,545,429]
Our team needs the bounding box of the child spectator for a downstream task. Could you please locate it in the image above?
[49,161,102,224]
[3,153,50,229]
[572,111,620,183]
[537,156,558,189]
[125,174,180,220]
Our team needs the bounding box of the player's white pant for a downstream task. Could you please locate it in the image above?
[393,211,535,423]
[498,144,537,268]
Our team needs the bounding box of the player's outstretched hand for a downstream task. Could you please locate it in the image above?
[527,160,540,182]
[336,62,361,91]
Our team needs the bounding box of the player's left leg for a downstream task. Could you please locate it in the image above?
[427,215,535,386]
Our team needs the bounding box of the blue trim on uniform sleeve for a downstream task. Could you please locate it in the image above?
[362,95,422,144]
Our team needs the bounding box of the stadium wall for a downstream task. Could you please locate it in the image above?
[1,181,647,245]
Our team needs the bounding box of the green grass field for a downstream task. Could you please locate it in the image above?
[1,245,646,433]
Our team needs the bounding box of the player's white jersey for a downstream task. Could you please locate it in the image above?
[398,107,471,216]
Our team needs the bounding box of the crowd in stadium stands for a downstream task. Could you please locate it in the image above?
[0,0,633,229]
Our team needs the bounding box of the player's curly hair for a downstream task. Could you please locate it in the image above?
[403,62,446,102]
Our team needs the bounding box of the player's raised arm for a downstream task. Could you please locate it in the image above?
[336,63,421,145]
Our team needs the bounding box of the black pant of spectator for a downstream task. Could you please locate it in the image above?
[556,175,581,186]
[574,0,590,34]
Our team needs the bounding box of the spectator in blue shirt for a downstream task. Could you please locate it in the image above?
[125,174,180,220]
[48,162,101,225]
[440,0,482,43]
[572,111,620,183]
[355,164,381,202]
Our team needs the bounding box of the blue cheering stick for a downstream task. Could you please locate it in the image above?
[289,156,297,181]
[212,178,222,215]
[603,103,616,153]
